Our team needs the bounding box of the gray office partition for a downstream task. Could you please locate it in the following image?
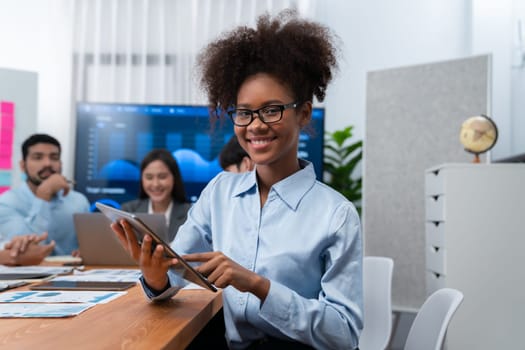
[0,67,38,189]
[363,55,490,309]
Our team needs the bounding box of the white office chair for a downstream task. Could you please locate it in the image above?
[359,256,394,350]
[404,288,464,350]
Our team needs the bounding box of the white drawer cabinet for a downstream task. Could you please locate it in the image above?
[424,163,525,350]
[425,222,445,247]
[425,245,446,276]
[426,270,446,292]
[425,196,446,222]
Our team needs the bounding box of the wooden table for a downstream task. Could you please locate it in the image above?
[0,283,222,349]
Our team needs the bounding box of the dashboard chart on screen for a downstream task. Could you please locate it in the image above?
[75,102,325,205]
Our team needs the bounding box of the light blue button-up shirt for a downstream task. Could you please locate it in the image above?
[0,182,90,255]
[145,160,363,349]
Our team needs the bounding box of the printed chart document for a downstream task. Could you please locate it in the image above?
[0,304,95,318]
[0,290,126,304]
[52,269,141,282]
[0,290,127,318]
[0,265,74,280]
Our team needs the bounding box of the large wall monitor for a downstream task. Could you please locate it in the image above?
[75,102,325,204]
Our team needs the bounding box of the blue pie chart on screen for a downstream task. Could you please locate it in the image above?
[173,149,222,182]
[97,160,140,180]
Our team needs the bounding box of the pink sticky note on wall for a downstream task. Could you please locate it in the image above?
[0,144,11,156]
[0,101,15,171]
[0,157,11,169]
[0,129,13,144]
[1,115,14,129]
[0,102,14,115]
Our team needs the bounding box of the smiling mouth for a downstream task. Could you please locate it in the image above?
[249,137,275,145]
[149,190,166,196]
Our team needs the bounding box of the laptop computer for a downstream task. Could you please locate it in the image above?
[74,212,168,266]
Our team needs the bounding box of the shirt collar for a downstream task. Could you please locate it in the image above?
[272,159,316,210]
[232,159,317,211]
[233,169,258,197]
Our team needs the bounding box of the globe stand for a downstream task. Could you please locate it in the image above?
[460,115,498,165]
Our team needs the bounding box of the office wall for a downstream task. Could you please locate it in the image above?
[510,1,525,157]
[471,0,525,160]
[315,0,471,148]
[364,55,490,309]
[0,0,74,176]
[0,68,37,188]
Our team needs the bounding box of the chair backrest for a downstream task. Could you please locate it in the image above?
[359,256,394,350]
[404,288,464,350]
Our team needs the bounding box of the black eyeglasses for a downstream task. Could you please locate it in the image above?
[227,102,298,127]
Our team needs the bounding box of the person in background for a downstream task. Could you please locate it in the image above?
[0,232,55,266]
[219,135,254,173]
[0,134,90,256]
[121,148,190,242]
[112,10,363,349]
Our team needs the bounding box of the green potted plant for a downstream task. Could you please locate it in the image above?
[323,126,363,215]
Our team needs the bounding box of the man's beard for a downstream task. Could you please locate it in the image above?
[26,167,56,186]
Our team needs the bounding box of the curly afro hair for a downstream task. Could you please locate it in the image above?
[196,9,340,116]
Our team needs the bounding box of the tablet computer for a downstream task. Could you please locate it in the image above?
[95,202,217,292]
[30,280,136,291]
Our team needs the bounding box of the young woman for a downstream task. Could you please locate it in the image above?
[121,149,190,242]
[113,11,363,350]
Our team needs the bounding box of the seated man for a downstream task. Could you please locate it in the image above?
[0,232,55,266]
[0,134,90,256]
